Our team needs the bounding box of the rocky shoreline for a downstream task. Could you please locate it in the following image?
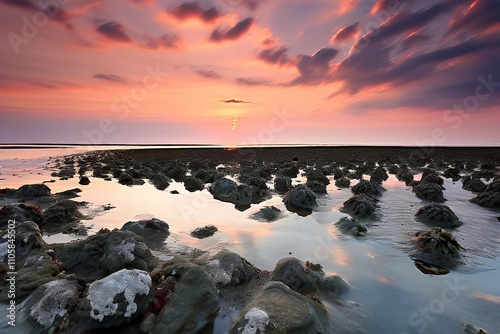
[1,146,499,333]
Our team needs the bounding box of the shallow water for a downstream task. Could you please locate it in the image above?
[1,147,500,333]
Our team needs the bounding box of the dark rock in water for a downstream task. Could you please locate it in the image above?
[412,228,463,268]
[170,190,179,194]
[335,217,367,236]
[13,184,52,198]
[20,278,81,333]
[0,203,44,228]
[497,216,500,222]
[351,179,383,198]
[271,257,348,297]
[229,281,331,334]
[341,194,377,219]
[415,204,462,228]
[0,221,46,264]
[150,172,170,190]
[306,180,327,194]
[55,188,82,199]
[147,262,219,334]
[333,168,344,179]
[112,169,122,178]
[118,172,134,185]
[71,269,153,331]
[195,246,261,286]
[121,218,170,250]
[443,167,461,181]
[462,323,489,334]
[211,177,237,199]
[278,165,299,178]
[370,167,388,185]
[335,177,351,188]
[414,259,449,275]
[306,169,330,185]
[421,169,444,185]
[470,178,500,208]
[413,182,445,202]
[250,206,284,222]
[283,185,317,216]
[164,164,187,182]
[274,176,293,194]
[462,176,487,193]
[43,200,88,234]
[190,225,218,239]
[233,184,253,207]
[78,176,90,185]
[52,230,156,282]
[396,168,414,185]
[183,176,204,192]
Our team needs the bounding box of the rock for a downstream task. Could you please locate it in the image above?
[413,182,445,202]
[250,206,284,222]
[150,172,170,190]
[43,200,89,234]
[55,188,82,199]
[232,184,253,208]
[412,228,463,268]
[305,169,330,185]
[22,279,81,332]
[0,204,44,229]
[164,164,187,182]
[270,257,319,295]
[470,178,500,208]
[443,167,461,181]
[121,218,170,250]
[149,262,219,334]
[0,221,46,264]
[306,180,327,194]
[274,176,293,194]
[52,230,156,282]
[462,323,489,334]
[335,217,367,236]
[462,176,487,193]
[190,225,218,239]
[71,269,152,330]
[13,184,51,198]
[283,185,317,216]
[229,281,331,333]
[184,176,204,192]
[415,204,462,228]
[278,166,299,178]
[396,168,414,185]
[78,176,90,185]
[341,194,377,219]
[413,259,449,275]
[370,167,388,184]
[195,246,260,286]
[0,248,61,303]
[118,172,134,185]
[351,179,383,198]
[210,177,237,200]
[335,177,350,188]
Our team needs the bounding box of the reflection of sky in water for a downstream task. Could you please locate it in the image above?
[1,148,500,333]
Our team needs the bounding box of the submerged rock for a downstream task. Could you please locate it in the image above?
[150,172,170,190]
[341,194,377,219]
[211,177,253,208]
[370,167,388,185]
[412,228,463,268]
[184,176,204,192]
[274,176,293,195]
[306,180,327,194]
[190,225,219,239]
[351,179,383,198]
[250,206,284,222]
[415,204,462,228]
[335,177,350,188]
[121,218,170,250]
[229,281,331,333]
[43,200,88,235]
[78,176,90,185]
[335,217,367,236]
[283,185,317,216]
[413,259,449,275]
[396,168,414,185]
[118,172,134,185]
[462,176,487,193]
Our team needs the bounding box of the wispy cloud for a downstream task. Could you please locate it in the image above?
[92,74,128,84]
[210,17,255,42]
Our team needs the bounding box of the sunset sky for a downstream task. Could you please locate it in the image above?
[1,0,499,145]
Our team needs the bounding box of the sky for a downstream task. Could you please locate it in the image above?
[0,0,499,146]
